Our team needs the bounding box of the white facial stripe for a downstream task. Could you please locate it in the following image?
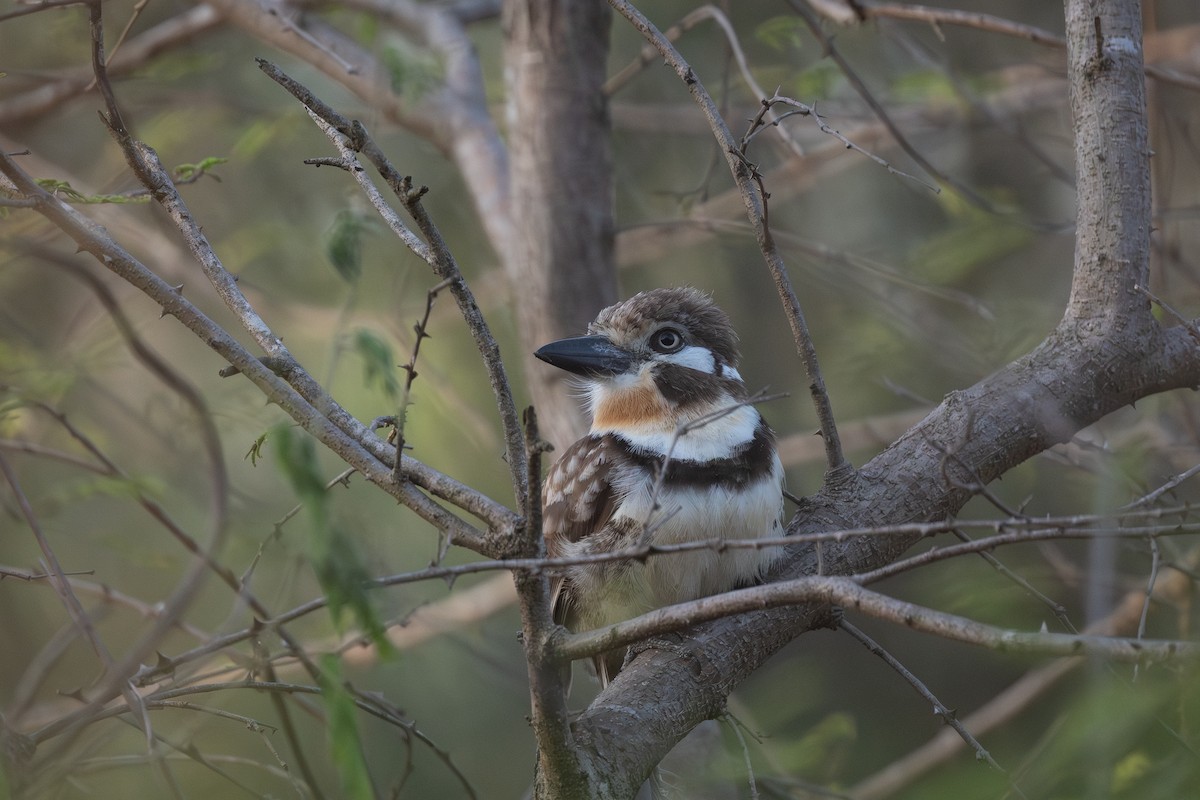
[721,364,742,382]
[664,345,718,374]
[603,403,762,461]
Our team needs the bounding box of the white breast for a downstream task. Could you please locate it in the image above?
[564,452,784,631]
[591,402,763,463]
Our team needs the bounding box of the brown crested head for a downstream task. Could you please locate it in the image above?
[588,287,740,367]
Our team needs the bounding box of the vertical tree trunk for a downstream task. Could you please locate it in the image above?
[1064,0,1151,330]
[503,0,618,449]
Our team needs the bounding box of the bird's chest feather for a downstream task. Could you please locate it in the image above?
[564,452,783,631]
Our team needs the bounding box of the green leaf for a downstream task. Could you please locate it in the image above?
[906,189,1031,283]
[271,425,392,653]
[756,16,806,51]
[380,44,442,102]
[326,210,367,284]
[272,424,328,526]
[233,119,284,159]
[791,62,841,100]
[173,156,228,181]
[244,431,269,466]
[1112,751,1152,795]
[352,329,400,400]
[891,70,962,105]
[316,653,375,800]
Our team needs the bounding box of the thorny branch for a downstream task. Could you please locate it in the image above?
[839,620,1017,790]
[786,0,1003,215]
[554,574,1200,666]
[257,58,530,525]
[121,511,1200,686]
[382,276,456,483]
[741,94,938,193]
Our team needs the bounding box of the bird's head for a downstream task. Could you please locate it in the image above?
[534,288,749,435]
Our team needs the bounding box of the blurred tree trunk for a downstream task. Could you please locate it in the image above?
[503,0,618,449]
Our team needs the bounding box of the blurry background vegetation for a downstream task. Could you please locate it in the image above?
[2,0,1199,797]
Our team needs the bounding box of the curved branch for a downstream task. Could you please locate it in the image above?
[555,575,1200,665]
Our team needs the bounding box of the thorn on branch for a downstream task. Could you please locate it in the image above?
[391,278,453,483]
[406,181,430,203]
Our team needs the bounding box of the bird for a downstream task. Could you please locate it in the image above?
[535,287,785,685]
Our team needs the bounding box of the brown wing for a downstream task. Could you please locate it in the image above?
[542,435,618,629]
[543,435,638,687]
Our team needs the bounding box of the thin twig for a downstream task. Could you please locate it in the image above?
[20,15,235,735]
[850,545,1200,798]
[1122,462,1200,509]
[722,714,760,800]
[843,1,1067,48]
[0,5,223,125]
[786,0,1017,216]
[390,277,455,482]
[606,5,806,159]
[0,157,505,551]
[840,619,1027,797]
[744,94,938,193]
[1138,283,1200,345]
[951,529,1078,633]
[1133,535,1161,681]
[0,455,116,673]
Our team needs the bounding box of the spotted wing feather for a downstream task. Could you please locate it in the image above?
[542,435,630,684]
[542,435,617,620]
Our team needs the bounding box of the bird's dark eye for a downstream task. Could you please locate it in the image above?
[650,328,685,354]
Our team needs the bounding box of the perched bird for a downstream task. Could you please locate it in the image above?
[535,287,784,685]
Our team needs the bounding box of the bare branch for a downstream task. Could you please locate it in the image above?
[0,153,500,553]
[554,575,1200,665]
[850,544,1200,798]
[785,0,1013,215]
[840,620,1016,787]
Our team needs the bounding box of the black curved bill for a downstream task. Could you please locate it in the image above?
[534,335,634,377]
